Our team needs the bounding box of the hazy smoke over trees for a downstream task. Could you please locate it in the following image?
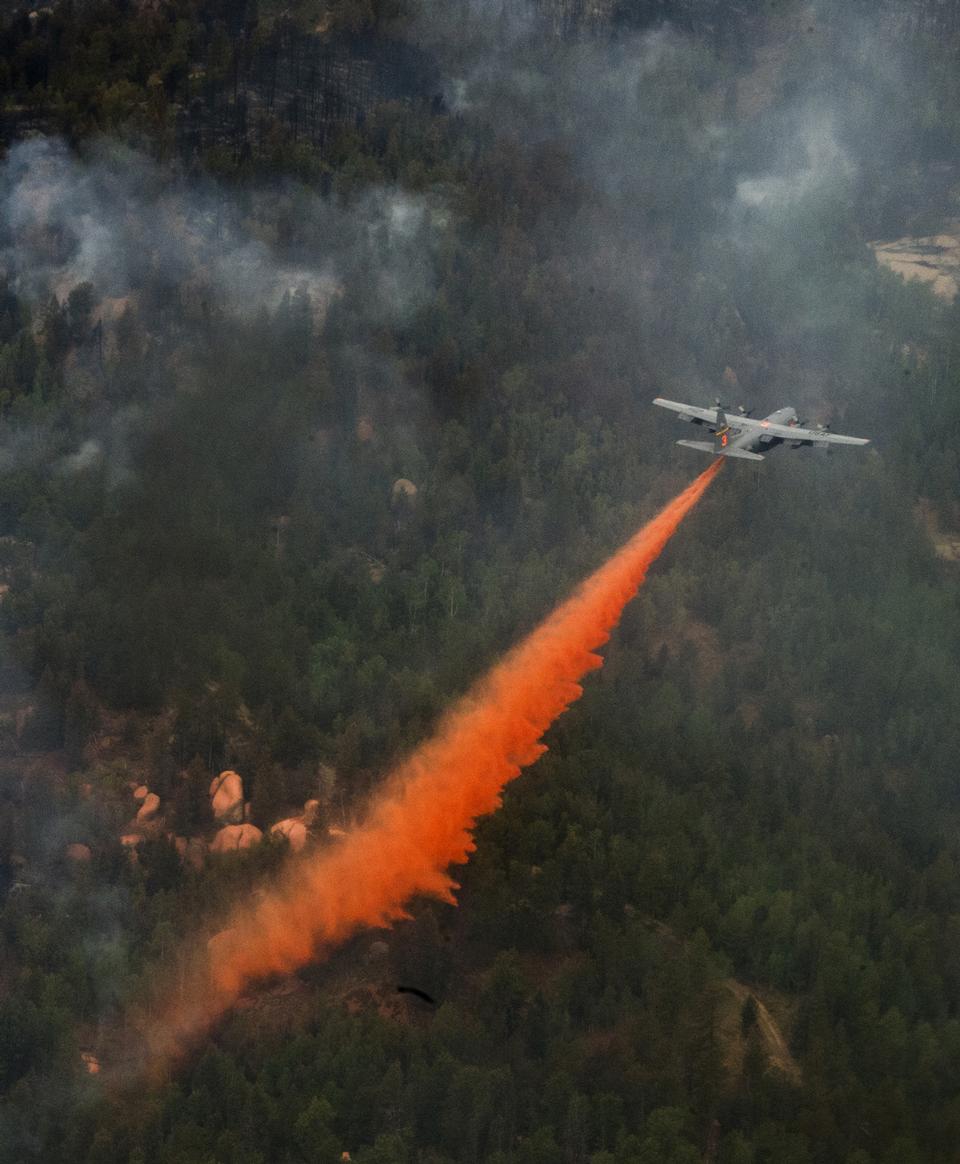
[409,0,954,425]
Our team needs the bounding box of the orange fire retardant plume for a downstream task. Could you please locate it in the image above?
[142,460,722,1071]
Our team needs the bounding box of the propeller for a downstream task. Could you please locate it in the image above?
[714,397,753,419]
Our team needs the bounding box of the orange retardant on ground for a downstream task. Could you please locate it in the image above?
[143,461,722,1071]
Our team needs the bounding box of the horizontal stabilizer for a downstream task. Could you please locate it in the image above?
[676,439,715,453]
[676,439,764,461]
[718,447,765,461]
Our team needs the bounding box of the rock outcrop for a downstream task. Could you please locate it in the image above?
[120,834,142,861]
[270,818,307,852]
[210,770,245,824]
[211,823,263,853]
[136,792,161,822]
[870,234,960,301]
[366,939,389,963]
[392,477,418,503]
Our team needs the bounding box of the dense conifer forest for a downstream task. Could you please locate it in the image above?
[1,1,960,1161]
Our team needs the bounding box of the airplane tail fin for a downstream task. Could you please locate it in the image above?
[713,404,731,453]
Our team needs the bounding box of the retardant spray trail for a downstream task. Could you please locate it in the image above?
[143,460,722,1071]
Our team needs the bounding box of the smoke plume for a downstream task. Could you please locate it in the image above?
[137,461,722,1074]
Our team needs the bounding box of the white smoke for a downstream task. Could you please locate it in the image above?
[56,438,103,475]
[736,112,856,210]
[0,137,441,326]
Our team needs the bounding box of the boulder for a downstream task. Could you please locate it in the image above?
[136,792,160,823]
[366,940,389,963]
[391,477,418,503]
[270,818,307,852]
[209,770,245,824]
[120,834,142,862]
[210,823,263,853]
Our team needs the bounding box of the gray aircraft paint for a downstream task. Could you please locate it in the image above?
[653,398,869,461]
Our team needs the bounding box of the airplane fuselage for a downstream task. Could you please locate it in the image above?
[718,406,797,456]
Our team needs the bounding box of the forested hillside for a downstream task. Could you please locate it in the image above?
[1,2,960,1162]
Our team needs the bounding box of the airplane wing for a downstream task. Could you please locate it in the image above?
[652,398,720,426]
[731,415,869,445]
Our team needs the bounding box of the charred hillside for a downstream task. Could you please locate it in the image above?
[2,0,960,171]
[175,27,442,168]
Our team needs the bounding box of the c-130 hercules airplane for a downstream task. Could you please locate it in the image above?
[652,397,870,461]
